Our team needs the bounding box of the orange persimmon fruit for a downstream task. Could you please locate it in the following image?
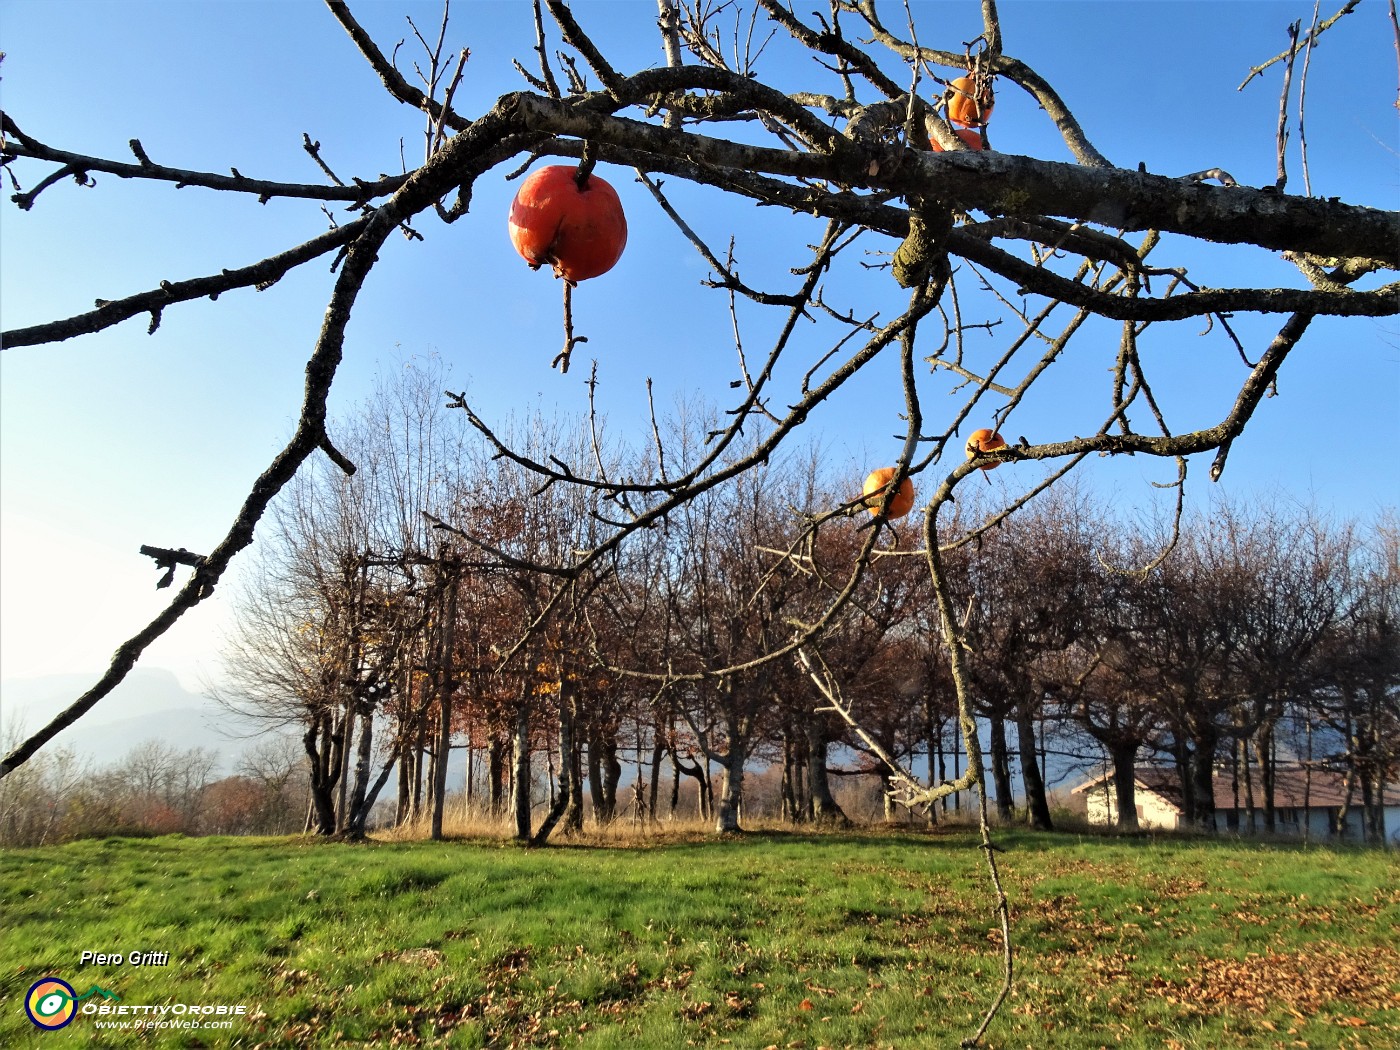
[861,467,916,519]
[965,428,1008,470]
[508,165,628,284]
[947,75,994,128]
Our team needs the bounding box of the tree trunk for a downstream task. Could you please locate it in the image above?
[1356,706,1385,844]
[669,748,682,817]
[396,747,412,827]
[1336,764,1356,837]
[950,717,962,816]
[585,714,622,825]
[511,702,532,841]
[779,733,798,822]
[465,742,475,814]
[565,718,585,833]
[1015,711,1053,830]
[1365,712,1388,845]
[424,739,439,827]
[805,715,848,826]
[1302,707,1314,846]
[335,703,355,833]
[430,689,453,841]
[303,716,338,836]
[881,772,898,823]
[716,735,747,834]
[1256,723,1276,833]
[1190,728,1219,831]
[1359,767,1379,844]
[699,761,713,820]
[1236,734,1255,834]
[487,737,506,816]
[648,730,665,824]
[594,726,621,824]
[431,573,459,841]
[1110,740,1140,832]
[988,715,1014,822]
[410,713,427,823]
[346,734,403,838]
[1366,775,1387,846]
[396,661,415,827]
[345,705,375,836]
[530,689,577,846]
[1173,736,1195,829]
[586,733,603,820]
[545,736,556,809]
[926,693,944,825]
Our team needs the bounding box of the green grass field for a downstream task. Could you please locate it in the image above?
[2,828,1397,1048]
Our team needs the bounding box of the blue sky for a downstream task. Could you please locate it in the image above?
[1,0,1397,691]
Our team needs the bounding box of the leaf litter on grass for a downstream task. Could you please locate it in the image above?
[1145,943,1400,1019]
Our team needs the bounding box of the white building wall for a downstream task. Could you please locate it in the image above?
[1083,784,1111,826]
[1082,781,1179,830]
[1138,791,1180,830]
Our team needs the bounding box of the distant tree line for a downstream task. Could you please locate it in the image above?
[0,735,309,846]
[210,362,1398,846]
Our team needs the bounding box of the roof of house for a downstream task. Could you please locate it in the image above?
[1071,765,1400,811]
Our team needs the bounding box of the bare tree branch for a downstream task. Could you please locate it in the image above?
[2,114,406,207]
[1238,0,1362,90]
[2,216,368,348]
[323,0,471,132]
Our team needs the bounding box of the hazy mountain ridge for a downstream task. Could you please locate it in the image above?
[1,668,250,771]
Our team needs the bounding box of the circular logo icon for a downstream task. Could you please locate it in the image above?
[26,978,77,1030]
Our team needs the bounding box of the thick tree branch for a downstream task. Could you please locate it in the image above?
[495,90,1399,267]
[570,135,1399,321]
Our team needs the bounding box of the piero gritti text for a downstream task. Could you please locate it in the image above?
[80,950,170,967]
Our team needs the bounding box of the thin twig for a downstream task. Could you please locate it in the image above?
[646,377,670,484]
[1391,0,1400,110]
[961,790,1013,1048]
[323,0,470,132]
[1238,0,1362,90]
[1298,0,1322,196]
[530,0,561,97]
[553,280,587,372]
[1275,20,1301,192]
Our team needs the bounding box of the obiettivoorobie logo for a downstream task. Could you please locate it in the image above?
[25,978,120,1030]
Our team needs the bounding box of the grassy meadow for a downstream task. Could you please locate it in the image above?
[1,825,1397,1048]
